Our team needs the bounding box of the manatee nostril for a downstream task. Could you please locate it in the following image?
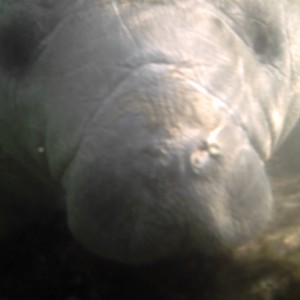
[142,138,222,178]
[189,141,222,175]
[190,149,210,175]
[147,144,166,157]
[190,141,209,174]
[208,142,222,158]
[146,144,169,166]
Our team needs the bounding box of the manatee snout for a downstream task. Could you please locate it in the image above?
[63,70,273,264]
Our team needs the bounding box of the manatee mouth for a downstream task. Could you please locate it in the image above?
[63,124,272,264]
[61,67,273,264]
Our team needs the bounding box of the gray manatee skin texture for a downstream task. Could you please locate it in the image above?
[0,0,299,264]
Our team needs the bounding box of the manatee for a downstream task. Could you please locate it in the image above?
[0,0,299,264]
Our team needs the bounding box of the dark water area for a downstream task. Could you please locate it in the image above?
[1,183,300,300]
[0,218,222,300]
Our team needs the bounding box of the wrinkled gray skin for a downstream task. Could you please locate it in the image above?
[0,0,299,264]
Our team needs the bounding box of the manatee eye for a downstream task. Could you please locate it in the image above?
[253,30,269,56]
[249,21,282,64]
[0,14,41,75]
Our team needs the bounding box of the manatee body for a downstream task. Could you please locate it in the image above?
[0,0,299,264]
